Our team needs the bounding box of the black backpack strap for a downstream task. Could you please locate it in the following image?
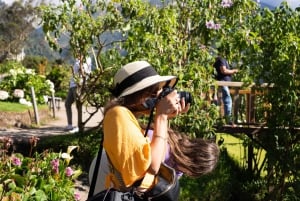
[87,136,104,198]
[88,103,154,198]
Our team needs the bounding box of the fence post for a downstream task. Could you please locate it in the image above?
[51,91,56,118]
[233,88,239,123]
[30,86,40,125]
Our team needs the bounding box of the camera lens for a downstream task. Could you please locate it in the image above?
[178,91,193,105]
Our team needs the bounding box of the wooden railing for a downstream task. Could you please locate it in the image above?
[213,81,272,126]
[212,81,300,173]
[212,81,270,173]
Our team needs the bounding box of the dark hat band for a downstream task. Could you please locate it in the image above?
[111,66,158,97]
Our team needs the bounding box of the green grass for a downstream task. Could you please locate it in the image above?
[0,101,48,112]
[217,134,246,165]
[216,133,266,175]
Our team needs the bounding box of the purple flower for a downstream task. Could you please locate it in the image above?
[206,20,215,29]
[74,192,81,201]
[65,167,74,177]
[51,159,59,174]
[206,20,222,30]
[221,0,233,8]
[214,23,221,30]
[12,157,22,166]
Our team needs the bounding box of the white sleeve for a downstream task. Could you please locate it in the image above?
[83,57,92,74]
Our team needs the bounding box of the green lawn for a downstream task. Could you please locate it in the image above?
[0,101,48,112]
[216,133,266,175]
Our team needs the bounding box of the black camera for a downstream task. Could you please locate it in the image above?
[178,91,193,105]
[143,86,193,109]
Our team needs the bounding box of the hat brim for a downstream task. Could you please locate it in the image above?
[118,75,177,98]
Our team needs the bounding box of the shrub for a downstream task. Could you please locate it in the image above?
[0,90,9,100]
[0,61,21,74]
[0,137,82,201]
[0,64,54,104]
[46,63,70,99]
[22,55,50,75]
[36,130,102,172]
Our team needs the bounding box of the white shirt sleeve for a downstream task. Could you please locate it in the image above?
[83,57,92,74]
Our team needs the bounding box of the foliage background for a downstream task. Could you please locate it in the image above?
[1,0,300,200]
[40,0,300,200]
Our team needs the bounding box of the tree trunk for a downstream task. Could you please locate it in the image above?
[76,100,84,132]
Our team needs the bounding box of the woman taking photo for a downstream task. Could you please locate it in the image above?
[90,60,219,200]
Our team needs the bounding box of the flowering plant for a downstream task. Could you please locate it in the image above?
[0,65,53,104]
[0,139,82,201]
[46,79,55,93]
[13,89,24,98]
[0,90,9,100]
[221,0,233,8]
[19,98,32,106]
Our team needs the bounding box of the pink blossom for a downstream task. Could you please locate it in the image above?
[214,23,221,30]
[74,192,81,201]
[206,20,215,29]
[51,159,59,174]
[221,0,233,8]
[65,167,74,177]
[206,20,222,30]
[12,157,22,166]
[2,137,12,149]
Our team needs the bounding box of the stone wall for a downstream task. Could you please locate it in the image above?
[0,108,50,128]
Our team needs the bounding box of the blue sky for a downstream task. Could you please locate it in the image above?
[1,0,299,9]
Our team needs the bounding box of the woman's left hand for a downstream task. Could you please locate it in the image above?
[168,95,190,118]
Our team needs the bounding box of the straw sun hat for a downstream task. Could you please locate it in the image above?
[111,61,178,98]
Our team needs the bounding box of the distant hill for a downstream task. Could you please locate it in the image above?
[24,27,74,64]
[24,26,123,64]
[24,28,59,61]
[21,0,171,64]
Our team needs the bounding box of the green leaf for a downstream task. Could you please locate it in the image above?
[35,189,48,201]
[11,174,25,187]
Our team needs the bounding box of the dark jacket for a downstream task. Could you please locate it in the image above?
[213,57,232,81]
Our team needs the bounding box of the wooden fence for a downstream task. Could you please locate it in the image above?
[213,81,273,125]
[212,81,272,173]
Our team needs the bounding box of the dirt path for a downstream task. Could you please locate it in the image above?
[0,105,103,201]
[0,105,103,137]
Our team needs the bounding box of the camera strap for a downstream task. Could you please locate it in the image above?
[144,107,155,137]
[144,81,172,137]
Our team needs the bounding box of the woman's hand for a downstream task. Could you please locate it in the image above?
[156,90,190,118]
[168,91,190,118]
[150,89,190,174]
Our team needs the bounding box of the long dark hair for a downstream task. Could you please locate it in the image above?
[167,129,219,177]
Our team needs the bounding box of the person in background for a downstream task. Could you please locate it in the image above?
[213,56,238,125]
[89,60,220,198]
[65,56,92,133]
